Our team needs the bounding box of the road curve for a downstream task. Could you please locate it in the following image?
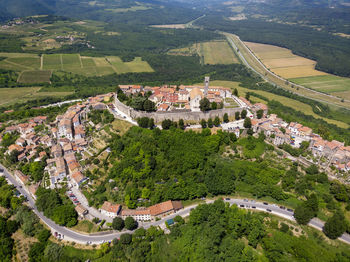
[1,164,349,245]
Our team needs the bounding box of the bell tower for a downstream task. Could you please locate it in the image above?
[204,76,209,96]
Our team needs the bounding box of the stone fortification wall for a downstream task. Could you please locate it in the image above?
[114,94,243,122]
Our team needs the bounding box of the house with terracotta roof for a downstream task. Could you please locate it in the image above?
[100,201,121,218]
[7,144,24,154]
[75,204,88,218]
[252,103,268,116]
[148,200,183,219]
[324,140,344,158]
[71,171,87,188]
[55,157,67,179]
[121,208,151,221]
[157,103,169,112]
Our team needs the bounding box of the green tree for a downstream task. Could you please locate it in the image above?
[243,117,252,129]
[207,118,213,128]
[235,111,240,120]
[137,117,150,128]
[241,110,247,119]
[223,113,229,123]
[120,233,132,245]
[200,119,207,128]
[199,98,211,112]
[178,119,185,130]
[44,242,63,262]
[233,88,238,97]
[148,118,155,129]
[245,93,250,100]
[161,119,172,130]
[125,217,138,230]
[323,211,347,239]
[143,99,155,112]
[112,217,125,231]
[211,102,217,110]
[256,109,264,119]
[214,116,220,127]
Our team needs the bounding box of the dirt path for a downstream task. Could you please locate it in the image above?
[60,54,63,70]
[40,55,43,70]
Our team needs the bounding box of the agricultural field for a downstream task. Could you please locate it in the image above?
[17,70,52,84]
[169,40,239,65]
[244,42,328,79]
[290,75,350,100]
[0,87,73,106]
[0,53,154,81]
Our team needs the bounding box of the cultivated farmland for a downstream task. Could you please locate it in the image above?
[169,40,239,65]
[0,53,154,81]
[17,70,52,84]
[290,75,350,100]
[0,87,73,106]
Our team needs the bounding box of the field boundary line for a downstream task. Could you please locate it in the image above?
[40,55,43,70]
[60,54,63,70]
[79,54,83,68]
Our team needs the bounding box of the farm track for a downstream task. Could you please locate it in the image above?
[224,33,350,110]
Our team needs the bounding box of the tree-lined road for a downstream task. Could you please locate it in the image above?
[1,163,349,245]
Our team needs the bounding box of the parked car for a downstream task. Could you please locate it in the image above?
[252,206,256,209]
[279,206,286,210]
[287,208,294,212]
[225,198,230,200]
[263,202,268,205]
[266,209,272,212]
[239,205,245,208]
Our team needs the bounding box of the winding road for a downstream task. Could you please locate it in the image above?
[1,164,350,245]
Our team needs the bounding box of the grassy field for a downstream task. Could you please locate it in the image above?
[206,80,349,129]
[290,75,350,100]
[17,70,52,83]
[0,87,73,106]
[0,53,153,80]
[201,40,240,64]
[169,40,239,65]
[244,42,327,79]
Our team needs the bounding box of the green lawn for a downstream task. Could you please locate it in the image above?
[238,137,266,159]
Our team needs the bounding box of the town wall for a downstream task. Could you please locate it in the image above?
[114,94,244,122]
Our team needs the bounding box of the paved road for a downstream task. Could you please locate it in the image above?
[1,164,349,245]
[225,198,350,245]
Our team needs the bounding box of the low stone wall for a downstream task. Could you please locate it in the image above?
[114,94,244,122]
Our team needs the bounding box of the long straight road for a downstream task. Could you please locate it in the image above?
[1,164,350,245]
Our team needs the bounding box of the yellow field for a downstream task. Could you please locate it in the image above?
[244,42,327,79]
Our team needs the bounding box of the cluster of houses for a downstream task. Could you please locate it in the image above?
[4,116,50,162]
[99,200,183,222]
[46,93,113,188]
[247,109,350,172]
[119,77,232,112]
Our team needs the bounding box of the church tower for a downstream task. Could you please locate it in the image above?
[204,76,209,96]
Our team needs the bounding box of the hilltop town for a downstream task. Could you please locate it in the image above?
[1,84,349,229]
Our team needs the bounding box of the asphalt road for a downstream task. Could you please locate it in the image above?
[1,164,350,245]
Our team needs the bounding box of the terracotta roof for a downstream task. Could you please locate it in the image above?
[157,104,169,111]
[148,200,183,216]
[75,204,87,215]
[121,209,150,216]
[72,171,85,184]
[101,201,121,214]
[189,88,204,100]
